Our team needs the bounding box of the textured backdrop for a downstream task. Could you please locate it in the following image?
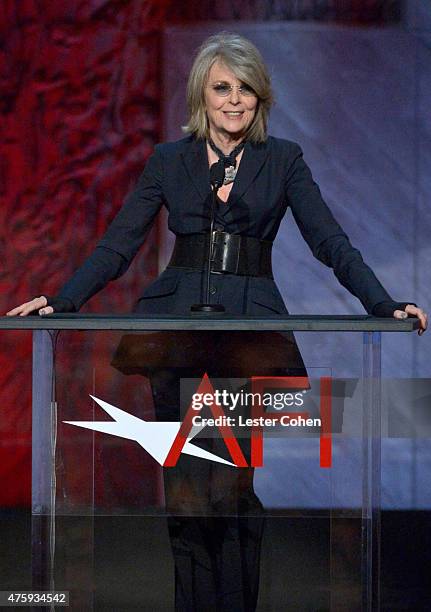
[0,0,170,506]
[0,0,427,507]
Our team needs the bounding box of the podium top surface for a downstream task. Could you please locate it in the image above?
[0,314,420,332]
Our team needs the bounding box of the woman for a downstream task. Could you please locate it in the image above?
[7,32,427,611]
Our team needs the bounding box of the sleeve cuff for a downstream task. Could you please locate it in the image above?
[371,301,416,318]
[45,296,77,313]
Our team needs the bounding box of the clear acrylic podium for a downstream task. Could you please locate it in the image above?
[1,314,419,611]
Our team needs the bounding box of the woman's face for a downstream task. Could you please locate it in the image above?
[204,61,258,141]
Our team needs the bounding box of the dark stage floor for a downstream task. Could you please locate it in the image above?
[1,510,430,611]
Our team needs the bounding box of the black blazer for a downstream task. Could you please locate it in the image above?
[58,134,393,315]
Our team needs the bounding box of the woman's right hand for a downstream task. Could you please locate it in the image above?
[6,296,54,317]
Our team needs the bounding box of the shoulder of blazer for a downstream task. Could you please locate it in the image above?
[266,135,303,157]
[154,135,198,159]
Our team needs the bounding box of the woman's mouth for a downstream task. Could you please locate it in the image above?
[223,111,244,118]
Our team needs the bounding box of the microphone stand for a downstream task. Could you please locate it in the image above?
[191,161,226,314]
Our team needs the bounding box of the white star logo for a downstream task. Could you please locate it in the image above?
[64,395,235,467]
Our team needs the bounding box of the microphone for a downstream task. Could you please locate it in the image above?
[210,159,225,189]
[190,161,226,314]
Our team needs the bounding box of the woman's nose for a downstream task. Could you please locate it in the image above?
[229,88,240,104]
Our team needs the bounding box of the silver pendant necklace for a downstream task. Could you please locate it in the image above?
[223,165,237,185]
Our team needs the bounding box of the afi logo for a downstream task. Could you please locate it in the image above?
[65,373,332,468]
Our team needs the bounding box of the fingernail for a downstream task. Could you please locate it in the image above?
[400,312,408,319]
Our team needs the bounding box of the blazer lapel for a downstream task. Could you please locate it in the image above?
[181,138,211,202]
[227,140,269,206]
[180,137,269,211]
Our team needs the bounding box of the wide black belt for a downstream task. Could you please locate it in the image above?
[167,232,273,278]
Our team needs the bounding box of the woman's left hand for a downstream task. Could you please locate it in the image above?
[393,304,428,335]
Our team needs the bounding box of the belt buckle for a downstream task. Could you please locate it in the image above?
[211,231,241,274]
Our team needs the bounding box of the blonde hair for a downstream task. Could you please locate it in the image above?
[182,32,273,143]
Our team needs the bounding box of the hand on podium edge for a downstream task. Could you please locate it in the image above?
[394,304,427,336]
[372,301,428,336]
[6,295,75,317]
